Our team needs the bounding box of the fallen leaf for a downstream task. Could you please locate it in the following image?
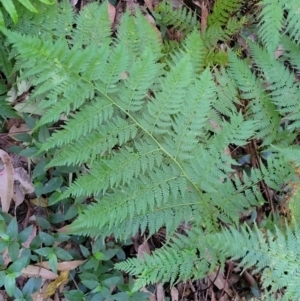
[13,182,25,209]
[209,269,233,297]
[137,236,151,259]
[2,249,11,268]
[156,283,165,301]
[107,1,116,26]
[8,124,30,140]
[45,271,69,297]
[170,287,178,301]
[144,0,153,11]
[70,0,78,5]
[22,265,58,280]
[0,150,14,212]
[14,167,34,194]
[36,260,86,271]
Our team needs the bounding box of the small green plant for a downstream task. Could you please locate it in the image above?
[0,216,32,296]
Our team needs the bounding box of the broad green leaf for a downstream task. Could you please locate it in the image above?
[102,249,119,260]
[6,218,18,240]
[18,0,38,13]
[81,279,99,290]
[39,232,55,246]
[38,0,54,4]
[36,216,51,230]
[13,288,24,300]
[0,240,8,252]
[19,146,39,157]
[84,257,99,271]
[32,159,50,178]
[48,253,58,273]
[55,247,73,260]
[12,133,32,143]
[17,225,33,243]
[41,177,63,194]
[34,247,52,257]
[64,290,84,301]
[80,244,91,258]
[101,275,122,287]
[7,256,28,273]
[0,216,7,236]
[23,277,42,295]
[0,10,4,27]
[38,125,50,143]
[8,241,19,261]
[0,271,5,287]
[0,0,18,24]
[4,274,16,296]
[90,292,105,301]
[92,237,105,253]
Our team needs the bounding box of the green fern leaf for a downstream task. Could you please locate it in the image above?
[208,0,245,27]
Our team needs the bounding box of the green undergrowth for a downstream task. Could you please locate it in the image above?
[0,0,300,300]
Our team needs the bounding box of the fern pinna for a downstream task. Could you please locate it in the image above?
[3,0,300,299]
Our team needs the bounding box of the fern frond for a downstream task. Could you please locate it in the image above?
[258,0,283,52]
[117,10,162,63]
[8,0,73,39]
[115,228,219,290]
[72,2,111,47]
[281,36,300,71]
[41,99,114,150]
[202,17,244,47]
[209,224,300,301]
[154,2,198,34]
[228,51,281,144]
[283,0,300,45]
[182,29,206,73]
[0,81,16,118]
[208,0,245,27]
[61,143,163,198]
[50,119,138,166]
[214,67,239,117]
[249,42,300,130]
[258,0,300,52]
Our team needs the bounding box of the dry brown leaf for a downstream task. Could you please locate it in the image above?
[144,0,153,11]
[209,269,233,297]
[137,236,151,259]
[57,226,68,233]
[22,265,58,280]
[200,1,208,33]
[107,2,116,26]
[2,249,11,268]
[14,167,34,194]
[274,45,284,59]
[8,123,30,140]
[13,182,25,209]
[36,260,86,271]
[45,271,69,297]
[53,292,60,301]
[70,0,78,6]
[170,287,179,301]
[156,283,165,301]
[0,149,14,212]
